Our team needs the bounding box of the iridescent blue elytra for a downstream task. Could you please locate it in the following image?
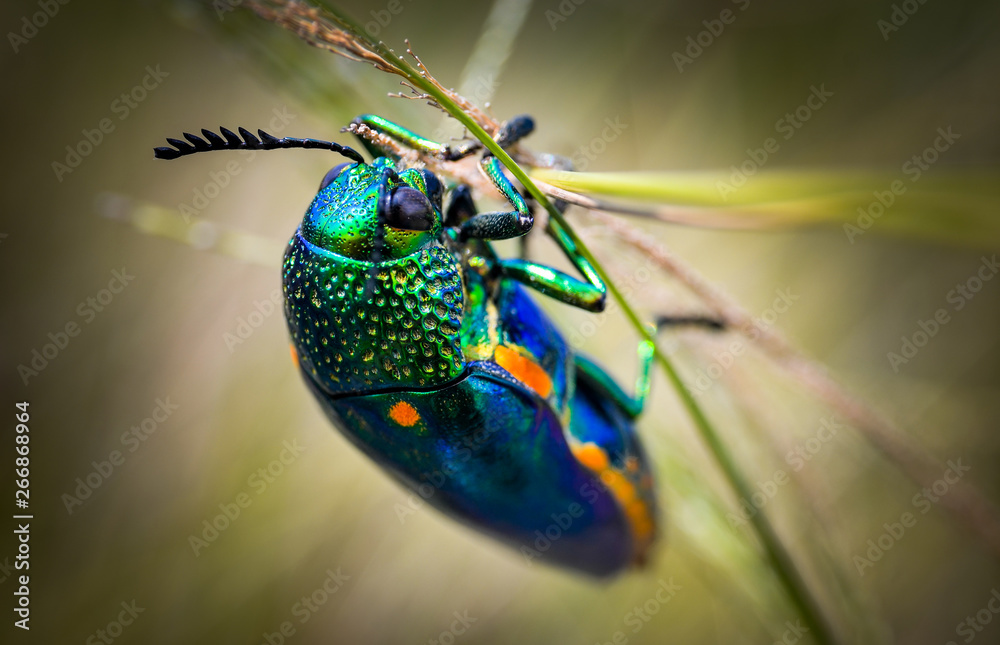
[154,115,670,577]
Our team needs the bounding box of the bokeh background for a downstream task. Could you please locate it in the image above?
[2,0,999,643]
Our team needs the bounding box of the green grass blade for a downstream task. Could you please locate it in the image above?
[532,167,1000,248]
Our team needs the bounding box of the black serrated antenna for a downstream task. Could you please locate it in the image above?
[153,127,366,165]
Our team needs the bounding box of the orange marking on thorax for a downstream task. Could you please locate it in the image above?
[494,345,553,399]
[389,401,421,427]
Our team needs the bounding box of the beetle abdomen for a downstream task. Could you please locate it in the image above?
[305,364,637,577]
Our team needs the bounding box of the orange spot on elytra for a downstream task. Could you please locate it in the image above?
[494,345,553,399]
[574,442,610,471]
[389,401,420,427]
[572,442,656,561]
[289,344,299,368]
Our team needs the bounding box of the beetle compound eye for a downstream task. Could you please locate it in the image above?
[319,163,351,191]
[419,169,443,209]
[386,186,435,231]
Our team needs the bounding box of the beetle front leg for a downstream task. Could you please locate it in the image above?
[351,113,536,162]
[350,114,481,161]
[444,184,477,227]
[457,156,533,241]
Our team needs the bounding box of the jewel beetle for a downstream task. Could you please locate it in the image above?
[153,114,718,577]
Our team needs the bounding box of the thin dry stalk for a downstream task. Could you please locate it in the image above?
[246,1,501,136]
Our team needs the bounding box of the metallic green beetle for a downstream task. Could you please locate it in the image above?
[154,114,718,576]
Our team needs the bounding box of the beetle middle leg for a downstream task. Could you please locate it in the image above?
[456,155,607,312]
[438,156,604,311]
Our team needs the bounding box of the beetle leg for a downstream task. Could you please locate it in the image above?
[494,114,535,148]
[498,256,606,311]
[457,156,533,241]
[351,113,535,161]
[575,316,726,419]
[460,155,607,311]
[500,216,607,311]
[350,114,481,161]
[446,181,528,263]
[652,314,726,331]
[517,230,530,261]
[517,192,543,261]
[574,354,644,419]
[444,184,478,227]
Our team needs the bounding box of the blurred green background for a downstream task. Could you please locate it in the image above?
[2,0,999,643]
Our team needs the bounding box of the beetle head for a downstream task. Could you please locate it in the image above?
[302,157,445,263]
[153,126,465,393]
